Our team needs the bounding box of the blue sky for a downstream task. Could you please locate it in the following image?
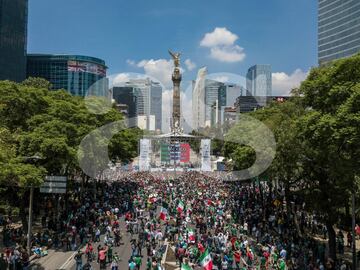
[28,0,318,130]
[28,0,317,84]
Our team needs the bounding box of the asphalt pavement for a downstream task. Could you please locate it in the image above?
[30,218,150,270]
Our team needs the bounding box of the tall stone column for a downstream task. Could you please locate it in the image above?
[172,67,181,131]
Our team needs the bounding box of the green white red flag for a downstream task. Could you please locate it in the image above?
[159,202,168,221]
[199,249,213,270]
[188,229,195,242]
[177,200,184,213]
[159,207,168,220]
[181,263,192,270]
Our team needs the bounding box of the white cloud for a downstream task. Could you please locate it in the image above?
[126,59,136,66]
[184,59,196,71]
[200,27,246,63]
[272,69,308,96]
[212,76,229,83]
[200,27,238,47]
[210,45,245,63]
[113,73,131,85]
[136,59,174,87]
[161,88,193,133]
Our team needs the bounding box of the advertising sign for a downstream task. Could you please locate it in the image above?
[139,139,151,171]
[201,139,211,171]
[160,143,170,163]
[170,142,180,162]
[180,143,190,163]
[68,61,106,76]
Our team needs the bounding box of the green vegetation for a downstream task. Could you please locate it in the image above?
[223,54,360,260]
[0,78,142,228]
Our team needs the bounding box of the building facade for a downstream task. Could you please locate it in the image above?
[246,64,272,97]
[0,0,28,82]
[223,106,237,127]
[112,78,162,131]
[192,67,207,130]
[113,86,137,120]
[318,0,360,65]
[235,96,290,113]
[205,79,224,127]
[218,84,245,126]
[27,54,107,97]
[192,67,246,129]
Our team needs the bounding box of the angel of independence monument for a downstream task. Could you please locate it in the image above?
[139,51,212,172]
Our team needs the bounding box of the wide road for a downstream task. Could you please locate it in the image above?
[30,218,152,270]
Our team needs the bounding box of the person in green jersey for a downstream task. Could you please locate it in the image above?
[134,255,142,270]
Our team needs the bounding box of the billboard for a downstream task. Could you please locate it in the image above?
[160,143,170,163]
[201,139,211,171]
[68,60,106,76]
[170,143,180,163]
[180,143,190,163]
[139,139,151,171]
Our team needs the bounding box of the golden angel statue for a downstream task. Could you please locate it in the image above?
[168,50,181,67]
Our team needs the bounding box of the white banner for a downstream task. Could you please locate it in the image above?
[139,139,151,171]
[201,139,211,171]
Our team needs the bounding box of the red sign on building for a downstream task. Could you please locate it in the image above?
[180,143,190,163]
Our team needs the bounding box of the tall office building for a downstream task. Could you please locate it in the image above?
[204,79,224,127]
[192,67,207,130]
[246,65,272,97]
[192,67,244,129]
[112,78,162,131]
[318,0,360,65]
[27,54,108,97]
[0,0,28,82]
[217,84,244,126]
[150,81,162,130]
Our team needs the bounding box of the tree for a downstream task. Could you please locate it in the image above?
[22,77,52,90]
[0,79,141,227]
[296,54,360,260]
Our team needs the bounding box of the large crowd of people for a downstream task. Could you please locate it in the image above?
[0,171,358,269]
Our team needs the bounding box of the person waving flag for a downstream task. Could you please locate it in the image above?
[199,249,213,270]
[177,200,185,213]
[159,202,168,221]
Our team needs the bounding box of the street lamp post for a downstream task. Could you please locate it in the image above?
[352,192,357,270]
[23,154,43,256]
[27,186,34,256]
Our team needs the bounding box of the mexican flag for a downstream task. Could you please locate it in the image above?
[199,249,213,270]
[181,263,192,270]
[177,200,184,213]
[188,229,195,242]
[159,202,168,221]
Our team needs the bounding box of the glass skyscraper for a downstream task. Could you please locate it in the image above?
[246,65,272,97]
[0,0,28,82]
[318,0,360,65]
[205,79,224,127]
[27,54,107,97]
